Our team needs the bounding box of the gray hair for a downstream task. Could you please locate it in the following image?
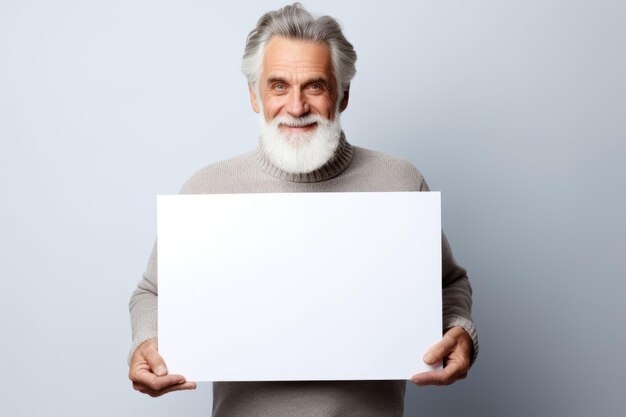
[242,3,357,101]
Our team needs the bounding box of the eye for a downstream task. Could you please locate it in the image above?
[272,82,286,91]
[307,82,324,93]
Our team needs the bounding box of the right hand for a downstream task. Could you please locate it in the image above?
[129,339,196,397]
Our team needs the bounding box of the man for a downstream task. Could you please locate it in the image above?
[129,3,478,416]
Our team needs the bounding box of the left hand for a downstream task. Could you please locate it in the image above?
[410,326,473,386]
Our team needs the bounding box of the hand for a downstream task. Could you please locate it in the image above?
[410,326,473,386]
[129,339,197,397]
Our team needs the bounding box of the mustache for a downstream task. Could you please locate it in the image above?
[271,114,328,128]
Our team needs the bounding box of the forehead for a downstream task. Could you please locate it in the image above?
[262,36,333,80]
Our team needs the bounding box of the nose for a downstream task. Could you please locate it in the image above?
[285,89,309,117]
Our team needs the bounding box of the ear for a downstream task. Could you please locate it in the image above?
[339,87,350,112]
[248,83,260,113]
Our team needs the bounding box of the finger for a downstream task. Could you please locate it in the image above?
[423,335,456,365]
[155,381,197,396]
[134,380,197,397]
[134,381,196,397]
[447,348,471,373]
[438,360,463,385]
[411,360,463,386]
[133,369,188,391]
[410,369,443,386]
[143,344,168,376]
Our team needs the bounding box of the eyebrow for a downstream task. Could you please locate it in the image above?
[306,78,329,87]
[265,77,330,86]
[266,77,287,85]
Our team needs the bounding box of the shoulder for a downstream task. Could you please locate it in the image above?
[179,150,257,194]
[353,146,422,172]
[349,145,428,191]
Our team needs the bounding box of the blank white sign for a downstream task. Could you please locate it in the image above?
[157,191,442,381]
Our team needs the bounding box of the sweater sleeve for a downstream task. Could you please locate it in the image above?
[441,233,479,363]
[128,240,159,364]
[420,180,479,363]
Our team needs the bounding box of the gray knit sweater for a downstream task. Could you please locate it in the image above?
[129,134,478,417]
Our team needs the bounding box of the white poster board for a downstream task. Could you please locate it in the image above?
[157,191,442,381]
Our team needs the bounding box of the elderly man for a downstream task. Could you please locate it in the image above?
[129,3,478,416]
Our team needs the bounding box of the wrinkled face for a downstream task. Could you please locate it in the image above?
[248,36,348,131]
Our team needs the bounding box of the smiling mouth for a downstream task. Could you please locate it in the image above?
[280,122,318,131]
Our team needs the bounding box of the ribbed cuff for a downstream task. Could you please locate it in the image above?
[443,315,479,364]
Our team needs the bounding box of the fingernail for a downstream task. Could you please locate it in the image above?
[156,365,167,376]
[423,353,434,364]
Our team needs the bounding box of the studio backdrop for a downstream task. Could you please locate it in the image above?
[1,1,624,416]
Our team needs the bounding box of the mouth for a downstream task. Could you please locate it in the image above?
[279,122,318,133]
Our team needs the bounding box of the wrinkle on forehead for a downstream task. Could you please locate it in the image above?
[262,36,335,87]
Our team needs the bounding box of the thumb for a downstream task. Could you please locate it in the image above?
[423,335,456,365]
[143,341,168,376]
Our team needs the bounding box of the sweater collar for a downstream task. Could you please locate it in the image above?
[254,131,354,183]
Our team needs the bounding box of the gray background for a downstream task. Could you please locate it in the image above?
[1,0,624,416]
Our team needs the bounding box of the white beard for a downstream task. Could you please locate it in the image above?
[259,113,342,174]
